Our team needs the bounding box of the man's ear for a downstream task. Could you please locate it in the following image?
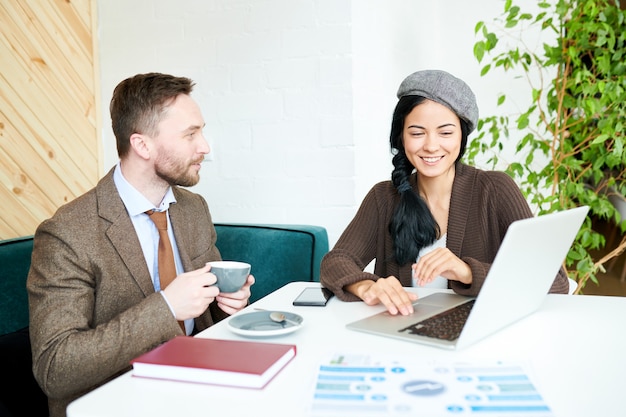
[129,133,151,160]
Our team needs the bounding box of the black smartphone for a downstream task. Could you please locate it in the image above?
[292,287,334,306]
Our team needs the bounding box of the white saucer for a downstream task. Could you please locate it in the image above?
[227,311,303,337]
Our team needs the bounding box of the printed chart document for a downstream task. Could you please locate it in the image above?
[308,352,553,417]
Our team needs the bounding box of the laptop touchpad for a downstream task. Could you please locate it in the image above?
[409,303,447,322]
[415,292,472,308]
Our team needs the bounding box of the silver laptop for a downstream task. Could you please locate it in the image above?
[346,205,589,350]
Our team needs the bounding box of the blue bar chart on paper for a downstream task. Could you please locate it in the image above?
[308,352,553,417]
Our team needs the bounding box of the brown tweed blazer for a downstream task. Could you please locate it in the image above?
[27,168,226,417]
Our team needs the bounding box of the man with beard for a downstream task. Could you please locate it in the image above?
[26,73,255,417]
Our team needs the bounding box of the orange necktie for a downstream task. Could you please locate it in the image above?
[146,210,185,333]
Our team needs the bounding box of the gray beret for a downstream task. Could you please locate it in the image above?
[397,69,479,133]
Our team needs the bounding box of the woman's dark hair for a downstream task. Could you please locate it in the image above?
[388,95,470,265]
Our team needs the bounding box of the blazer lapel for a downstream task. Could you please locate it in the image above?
[168,197,193,272]
[96,169,157,297]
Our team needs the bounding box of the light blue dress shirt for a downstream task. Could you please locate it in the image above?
[113,163,192,335]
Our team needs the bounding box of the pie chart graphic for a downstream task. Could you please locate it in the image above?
[402,380,446,396]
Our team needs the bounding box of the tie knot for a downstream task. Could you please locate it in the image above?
[146,210,168,230]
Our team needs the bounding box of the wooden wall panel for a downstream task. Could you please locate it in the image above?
[0,0,99,239]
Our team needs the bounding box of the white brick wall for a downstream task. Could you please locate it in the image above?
[98,0,529,247]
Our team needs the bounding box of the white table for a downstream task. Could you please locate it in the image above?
[67,282,626,417]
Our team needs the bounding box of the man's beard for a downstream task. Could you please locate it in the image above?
[155,157,201,187]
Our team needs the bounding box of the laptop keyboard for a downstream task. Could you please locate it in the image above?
[398,299,476,341]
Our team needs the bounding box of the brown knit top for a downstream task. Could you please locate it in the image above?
[320,163,570,301]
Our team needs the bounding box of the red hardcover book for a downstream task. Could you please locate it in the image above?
[130,336,296,389]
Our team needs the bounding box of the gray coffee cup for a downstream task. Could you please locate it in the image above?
[208,261,251,292]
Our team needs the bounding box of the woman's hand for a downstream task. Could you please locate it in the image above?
[412,247,472,286]
[346,277,418,316]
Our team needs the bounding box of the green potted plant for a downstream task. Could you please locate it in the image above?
[467,0,626,292]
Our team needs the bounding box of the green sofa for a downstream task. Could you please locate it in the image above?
[213,223,329,302]
[0,236,48,416]
[0,223,328,416]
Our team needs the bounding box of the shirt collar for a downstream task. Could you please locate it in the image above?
[113,162,177,216]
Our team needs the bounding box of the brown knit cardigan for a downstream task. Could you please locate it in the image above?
[320,163,569,301]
